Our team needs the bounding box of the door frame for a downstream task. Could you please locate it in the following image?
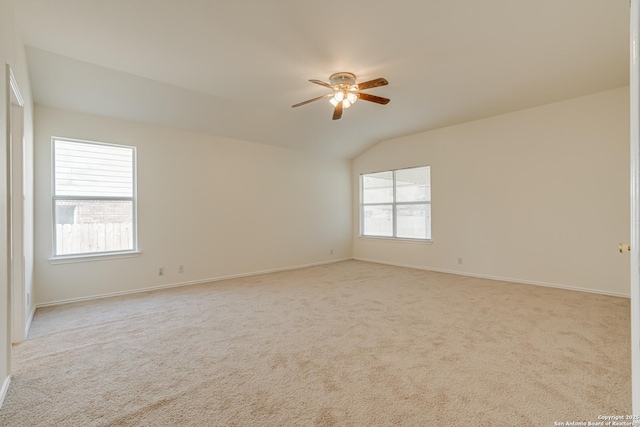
[7,65,25,344]
[631,0,640,414]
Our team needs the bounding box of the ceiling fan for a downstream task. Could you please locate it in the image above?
[292,72,390,120]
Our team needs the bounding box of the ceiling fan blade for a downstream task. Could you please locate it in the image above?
[291,93,333,108]
[332,102,343,120]
[357,92,390,105]
[357,78,388,91]
[309,79,333,89]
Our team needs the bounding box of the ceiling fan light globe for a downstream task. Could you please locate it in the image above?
[329,97,339,107]
[347,92,358,104]
[334,91,345,102]
[342,99,352,109]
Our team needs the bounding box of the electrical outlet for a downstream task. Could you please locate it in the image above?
[330,249,334,255]
[158,267,164,276]
[27,292,30,306]
[179,265,184,273]
[458,258,463,265]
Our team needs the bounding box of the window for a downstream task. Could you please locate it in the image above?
[360,166,431,240]
[52,138,137,257]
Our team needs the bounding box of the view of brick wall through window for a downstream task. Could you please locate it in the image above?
[56,200,133,225]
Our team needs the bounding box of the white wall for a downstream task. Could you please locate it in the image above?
[353,87,630,296]
[1,0,35,406]
[34,105,352,304]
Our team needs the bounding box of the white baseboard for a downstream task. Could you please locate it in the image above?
[36,258,352,308]
[353,257,630,299]
[36,256,627,308]
[0,376,11,410]
[24,307,36,339]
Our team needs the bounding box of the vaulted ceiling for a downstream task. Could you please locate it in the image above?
[13,0,629,158]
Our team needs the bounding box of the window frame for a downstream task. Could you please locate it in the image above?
[51,137,139,260]
[359,166,431,241]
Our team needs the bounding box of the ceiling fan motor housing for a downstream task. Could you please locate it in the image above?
[329,72,357,87]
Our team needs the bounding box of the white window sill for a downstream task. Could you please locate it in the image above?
[49,250,141,264]
[357,236,433,245]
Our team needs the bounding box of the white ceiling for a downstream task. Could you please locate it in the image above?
[13,0,630,159]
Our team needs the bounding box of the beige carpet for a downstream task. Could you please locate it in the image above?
[0,260,631,426]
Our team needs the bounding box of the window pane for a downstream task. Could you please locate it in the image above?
[362,171,393,203]
[396,166,430,202]
[55,140,134,197]
[363,205,393,237]
[55,200,134,255]
[396,203,431,239]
